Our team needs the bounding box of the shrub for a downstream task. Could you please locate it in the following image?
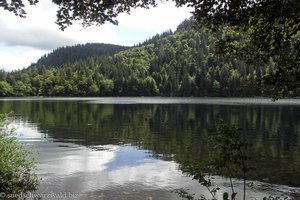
[0,113,38,198]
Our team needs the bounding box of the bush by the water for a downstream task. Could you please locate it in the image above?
[0,113,38,198]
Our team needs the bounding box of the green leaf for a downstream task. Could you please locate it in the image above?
[223,192,229,200]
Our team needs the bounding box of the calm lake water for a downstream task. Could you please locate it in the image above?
[0,97,300,199]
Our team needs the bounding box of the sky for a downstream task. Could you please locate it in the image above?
[0,1,192,71]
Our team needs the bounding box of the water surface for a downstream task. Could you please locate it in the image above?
[1,97,299,199]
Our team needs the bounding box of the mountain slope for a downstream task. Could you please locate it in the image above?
[0,19,269,97]
[30,43,130,68]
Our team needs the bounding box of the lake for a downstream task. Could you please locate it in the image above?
[0,97,299,199]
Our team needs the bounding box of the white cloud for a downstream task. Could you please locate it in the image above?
[0,46,47,71]
[0,22,79,50]
[0,2,76,50]
[63,24,121,45]
[117,1,192,32]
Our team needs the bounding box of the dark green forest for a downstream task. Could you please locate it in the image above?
[0,19,272,97]
[30,43,130,68]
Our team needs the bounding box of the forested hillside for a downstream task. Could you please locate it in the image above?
[30,43,130,68]
[0,19,270,97]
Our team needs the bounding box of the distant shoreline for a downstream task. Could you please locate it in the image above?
[0,97,299,106]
